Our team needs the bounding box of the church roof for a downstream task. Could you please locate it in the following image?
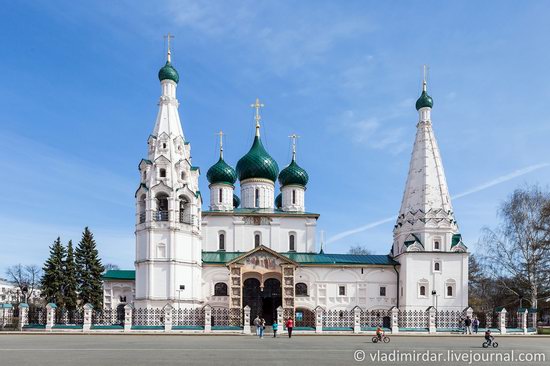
[278,158,309,187]
[102,270,135,280]
[206,157,237,185]
[236,136,279,182]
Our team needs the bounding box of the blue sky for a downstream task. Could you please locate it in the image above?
[2,1,550,273]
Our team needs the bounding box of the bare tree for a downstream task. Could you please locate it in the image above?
[103,263,120,272]
[481,185,550,309]
[348,245,372,255]
[5,264,41,303]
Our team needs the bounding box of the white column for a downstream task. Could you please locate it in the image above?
[520,309,528,334]
[82,303,93,332]
[204,305,212,333]
[124,304,133,332]
[164,304,173,332]
[498,308,507,335]
[45,303,56,331]
[242,306,251,334]
[391,307,399,334]
[353,307,361,333]
[315,306,324,333]
[276,306,284,330]
[428,306,436,333]
[18,303,29,331]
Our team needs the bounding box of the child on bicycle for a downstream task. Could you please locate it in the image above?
[484,329,494,345]
[376,326,384,341]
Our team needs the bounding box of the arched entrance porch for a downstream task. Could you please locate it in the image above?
[243,278,282,325]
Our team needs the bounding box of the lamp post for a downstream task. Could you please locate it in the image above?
[432,290,438,328]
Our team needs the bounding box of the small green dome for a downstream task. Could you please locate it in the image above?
[415,90,433,110]
[236,136,279,182]
[206,157,237,185]
[275,193,282,209]
[278,159,309,187]
[233,194,240,208]
[158,61,179,84]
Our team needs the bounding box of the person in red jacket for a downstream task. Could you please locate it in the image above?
[285,317,294,338]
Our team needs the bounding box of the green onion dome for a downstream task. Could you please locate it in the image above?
[158,61,179,84]
[278,158,309,187]
[236,136,279,182]
[275,193,282,209]
[206,157,237,185]
[415,90,433,110]
[233,194,241,208]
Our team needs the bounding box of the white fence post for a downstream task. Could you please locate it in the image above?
[498,308,507,335]
[428,306,436,334]
[242,305,251,334]
[276,306,284,329]
[45,303,56,331]
[164,303,173,332]
[353,307,361,333]
[391,307,399,334]
[82,303,93,332]
[203,305,212,333]
[18,303,29,331]
[124,304,133,332]
[519,308,528,334]
[315,306,324,334]
[530,310,537,331]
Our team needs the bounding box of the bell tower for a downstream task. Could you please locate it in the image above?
[134,36,203,308]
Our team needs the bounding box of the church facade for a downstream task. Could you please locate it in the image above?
[103,48,469,324]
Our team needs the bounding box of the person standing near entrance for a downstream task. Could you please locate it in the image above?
[464,316,472,335]
[254,315,261,337]
[259,317,266,339]
[472,317,480,334]
[285,317,294,338]
[272,320,278,338]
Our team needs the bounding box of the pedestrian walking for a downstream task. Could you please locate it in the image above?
[472,317,479,334]
[464,316,472,334]
[285,317,294,338]
[259,317,266,339]
[253,315,261,337]
[272,320,278,338]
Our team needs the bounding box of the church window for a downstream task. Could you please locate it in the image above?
[180,171,185,180]
[447,286,453,297]
[289,234,295,252]
[155,193,169,221]
[433,261,441,272]
[379,286,386,297]
[160,168,166,178]
[419,285,426,297]
[214,282,228,296]
[219,188,223,203]
[255,188,260,207]
[445,279,456,298]
[219,233,225,251]
[163,143,167,149]
[254,233,261,247]
[295,283,308,296]
[338,285,346,296]
[143,171,147,181]
[292,190,296,204]
[433,239,440,251]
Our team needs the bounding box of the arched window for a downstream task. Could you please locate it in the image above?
[162,143,167,149]
[445,279,456,298]
[155,193,169,221]
[434,240,440,250]
[179,195,190,223]
[180,171,185,180]
[254,233,261,248]
[219,188,223,203]
[160,168,166,178]
[292,190,296,204]
[434,261,441,272]
[419,285,426,296]
[138,194,146,224]
[289,234,296,252]
[255,188,260,208]
[214,282,228,296]
[295,283,308,296]
[219,233,225,251]
[143,171,147,181]
[447,286,453,297]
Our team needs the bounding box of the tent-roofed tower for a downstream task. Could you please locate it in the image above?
[392,69,468,311]
[134,35,203,308]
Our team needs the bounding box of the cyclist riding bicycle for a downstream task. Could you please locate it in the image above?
[376,326,384,341]
[484,330,494,345]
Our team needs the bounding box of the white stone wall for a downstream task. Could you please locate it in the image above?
[281,185,305,212]
[396,251,468,311]
[202,214,317,252]
[209,184,234,211]
[103,280,134,310]
[240,180,275,209]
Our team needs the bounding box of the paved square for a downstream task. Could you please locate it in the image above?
[0,334,548,366]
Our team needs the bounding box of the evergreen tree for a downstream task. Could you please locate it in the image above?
[64,240,78,310]
[41,237,66,306]
[75,227,105,309]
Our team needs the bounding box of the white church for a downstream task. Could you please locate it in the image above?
[102,46,469,325]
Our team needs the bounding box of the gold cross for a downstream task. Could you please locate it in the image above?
[289,133,300,161]
[217,130,224,159]
[164,33,175,62]
[251,98,264,136]
[423,64,429,91]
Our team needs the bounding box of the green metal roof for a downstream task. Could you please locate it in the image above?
[275,193,282,209]
[158,61,179,83]
[451,233,467,248]
[236,136,279,182]
[206,157,237,185]
[415,90,433,110]
[278,158,308,187]
[233,194,241,208]
[102,270,136,280]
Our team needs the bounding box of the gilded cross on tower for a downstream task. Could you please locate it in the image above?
[250,98,265,136]
[164,33,175,62]
[422,64,429,91]
[289,133,300,161]
[217,130,225,159]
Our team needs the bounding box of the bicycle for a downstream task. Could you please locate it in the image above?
[482,340,498,348]
[372,335,390,343]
